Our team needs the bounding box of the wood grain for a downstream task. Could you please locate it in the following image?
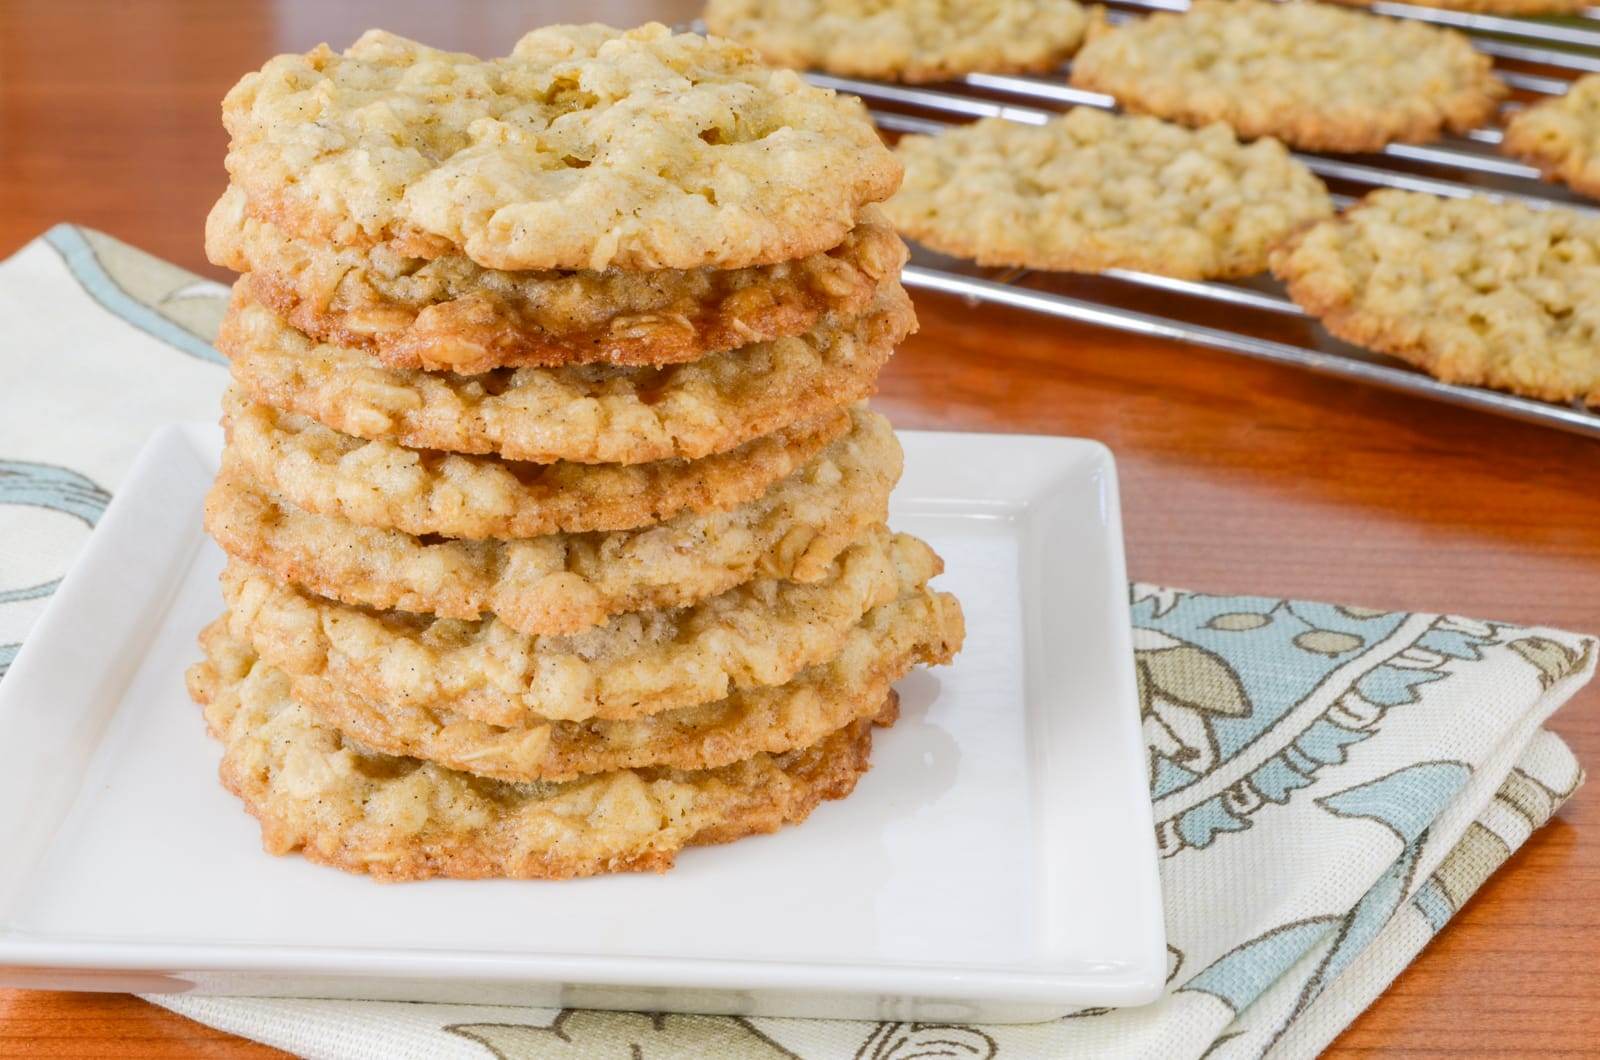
[1,2,1596,1056]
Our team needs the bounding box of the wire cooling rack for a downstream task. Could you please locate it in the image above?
[795,0,1600,439]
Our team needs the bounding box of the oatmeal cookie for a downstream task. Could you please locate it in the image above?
[209,187,907,373]
[207,575,960,781]
[221,281,912,465]
[219,527,931,726]
[1503,74,1600,200]
[1270,189,1600,405]
[204,407,900,635]
[884,108,1332,278]
[189,634,893,880]
[1069,1,1506,153]
[222,26,900,271]
[703,0,1088,83]
[219,389,849,539]
[1330,0,1586,12]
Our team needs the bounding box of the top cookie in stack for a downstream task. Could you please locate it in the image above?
[191,24,965,882]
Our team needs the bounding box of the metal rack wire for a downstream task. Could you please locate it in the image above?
[799,0,1600,439]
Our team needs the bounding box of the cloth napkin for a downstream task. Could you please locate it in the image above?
[2,226,1594,1060]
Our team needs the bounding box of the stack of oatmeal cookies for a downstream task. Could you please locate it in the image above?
[189,24,964,881]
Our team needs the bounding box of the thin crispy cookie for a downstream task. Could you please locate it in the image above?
[188,637,895,881]
[704,0,1087,84]
[222,26,900,271]
[219,389,850,539]
[208,187,908,373]
[1329,0,1586,12]
[1503,74,1600,200]
[205,577,961,782]
[885,108,1332,279]
[1270,189,1600,405]
[221,280,913,465]
[1070,1,1506,153]
[204,407,900,636]
[219,527,930,726]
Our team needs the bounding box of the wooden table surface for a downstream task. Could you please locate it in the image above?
[2,1,1598,1056]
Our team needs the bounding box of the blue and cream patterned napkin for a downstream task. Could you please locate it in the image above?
[2,227,1594,1060]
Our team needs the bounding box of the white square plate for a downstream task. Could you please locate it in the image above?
[0,423,1164,1023]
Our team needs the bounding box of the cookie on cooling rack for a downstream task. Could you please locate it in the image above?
[1069,0,1506,153]
[1503,74,1600,200]
[1270,189,1600,406]
[883,108,1332,279]
[703,0,1088,83]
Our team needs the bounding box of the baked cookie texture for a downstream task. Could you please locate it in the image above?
[1329,0,1586,12]
[219,389,849,539]
[221,279,913,465]
[1503,75,1600,199]
[205,565,961,781]
[190,635,895,880]
[703,0,1088,83]
[203,408,900,636]
[1270,189,1600,405]
[222,25,901,271]
[1070,1,1506,153]
[885,108,1332,279]
[218,527,930,726]
[198,21,960,880]
[209,187,908,373]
